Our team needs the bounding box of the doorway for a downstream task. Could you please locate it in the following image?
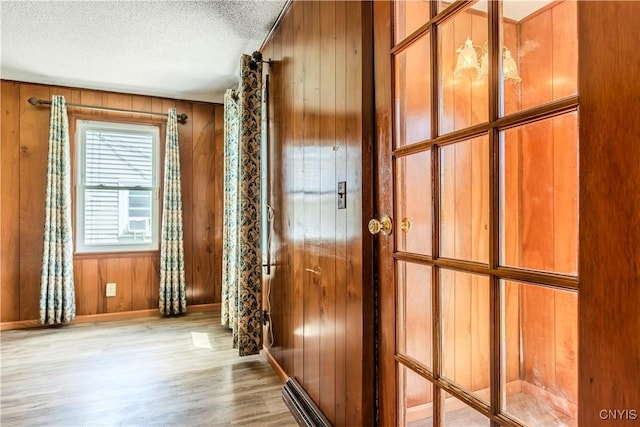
[373,1,579,426]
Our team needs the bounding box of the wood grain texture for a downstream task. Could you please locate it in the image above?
[333,2,348,425]
[74,258,99,315]
[19,83,50,321]
[212,104,225,306]
[0,311,297,427]
[259,1,375,425]
[318,1,337,422]
[302,0,321,406]
[373,2,395,425]
[1,80,222,323]
[1,81,21,322]
[191,102,215,305]
[520,5,553,111]
[174,99,194,304]
[579,1,640,424]
[131,256,157,311]
[290,0,305,385]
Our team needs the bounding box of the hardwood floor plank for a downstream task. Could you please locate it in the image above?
[0,311,297,427]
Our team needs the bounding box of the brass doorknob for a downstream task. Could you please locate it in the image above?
[368,215,392,236]
[400,218,412,233]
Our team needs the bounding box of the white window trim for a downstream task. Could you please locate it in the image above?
[76,120,160,253]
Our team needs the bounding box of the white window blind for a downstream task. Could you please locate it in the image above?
[76,120,160,253]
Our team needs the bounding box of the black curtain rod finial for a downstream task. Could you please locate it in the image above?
[28,97,40,105]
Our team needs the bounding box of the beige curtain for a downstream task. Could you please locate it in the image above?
[40,95,76,325]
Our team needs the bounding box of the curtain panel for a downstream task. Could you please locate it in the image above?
[222,54,263,356]
[40,95,76,325]
[159,108,187,315]
[222,88,240,343]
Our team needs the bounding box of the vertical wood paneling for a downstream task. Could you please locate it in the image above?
[520,9,552,111]
[172,99,194,304]
[333,2,348,425]
[212,105,224,304]
[275,7,293,376]
[302,0,321,404]
[74,259,99,315]
[79,90,104,116]
[131,256,155,311]
[261,0,374,425]
[579,2,640,423]
[104,93,133,119]
[19,83,50,321]
[552,112,578,402]
[345,1,364,422]
[518,5,579,398]
[291,0,305,383]
[1,81,21,322]
[551,0,577,100]
[105,258,133,313]
[2,81,221,323]
[319,1,337,421]
[191,102,215,305]
[522,285,556,388]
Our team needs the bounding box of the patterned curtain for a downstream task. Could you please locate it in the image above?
[221,54,263,356]
[159,108,187,316]
[40,95,76,325]
[221,88,240,342]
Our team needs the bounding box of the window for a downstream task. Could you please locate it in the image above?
[76,120,160,253]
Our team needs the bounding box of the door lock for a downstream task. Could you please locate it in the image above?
[368,215,393,236]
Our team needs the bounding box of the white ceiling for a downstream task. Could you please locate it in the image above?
[472,0,554,21]
[0,0,287,104]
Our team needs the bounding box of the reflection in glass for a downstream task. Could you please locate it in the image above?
[395,0,430,45]
[499,112,578,275]
[502,0,577,116]
[395,34,431,147]
[396,150,432,255]
[399,364,433,426]
[397,261,433,369]
[502,280,578,426]
[441,269,490,403]
[438,5,488,134]
[444,395,491,427]
[440,137,489,263]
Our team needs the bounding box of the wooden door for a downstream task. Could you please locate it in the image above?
[374,1,579,426]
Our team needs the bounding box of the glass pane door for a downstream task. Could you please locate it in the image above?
[389,1,579,425]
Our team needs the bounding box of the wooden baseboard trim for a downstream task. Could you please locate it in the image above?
[188,303,220,313]
[1,303,221,331]
[0,319,41,331]
[262,346,289,384]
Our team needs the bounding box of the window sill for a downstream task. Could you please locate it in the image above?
[74,250,160,260]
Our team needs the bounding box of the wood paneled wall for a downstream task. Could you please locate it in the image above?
[260,1,375,426]
[1,81,223,322]
[579,1,640,424]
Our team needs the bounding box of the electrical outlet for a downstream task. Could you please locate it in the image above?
[106,282,117,297]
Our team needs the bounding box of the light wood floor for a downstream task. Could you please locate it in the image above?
[0,311,298,427]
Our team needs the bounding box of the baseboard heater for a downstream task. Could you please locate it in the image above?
[282,378,333,427]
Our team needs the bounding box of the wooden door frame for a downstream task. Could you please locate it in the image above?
[372,1,396,426]
[373,2,640,426]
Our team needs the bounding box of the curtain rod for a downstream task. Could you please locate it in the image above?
[27,97,188,123]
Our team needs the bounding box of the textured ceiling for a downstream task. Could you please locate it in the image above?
[1,0,287,103]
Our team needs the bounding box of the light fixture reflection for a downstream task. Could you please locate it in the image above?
[454,38,522,82]
[454,38,480,77]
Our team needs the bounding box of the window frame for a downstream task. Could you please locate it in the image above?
[75,119,160,254]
